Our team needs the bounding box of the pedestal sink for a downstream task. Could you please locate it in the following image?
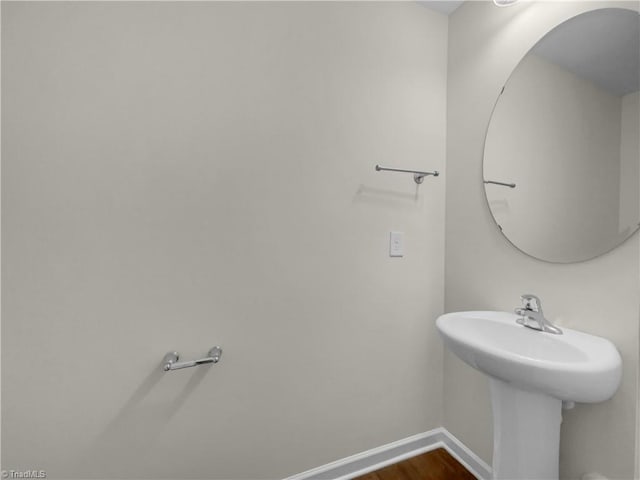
[436,311,622,480]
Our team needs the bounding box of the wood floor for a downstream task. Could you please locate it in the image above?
[353,448,477,480]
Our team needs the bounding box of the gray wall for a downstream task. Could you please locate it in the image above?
[1,2,447,478]
[620,90,640,234]
[445,2,640,479]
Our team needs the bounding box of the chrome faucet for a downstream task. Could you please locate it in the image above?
[514,294,563,335]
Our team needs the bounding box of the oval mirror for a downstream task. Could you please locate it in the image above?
[483,8,640,263]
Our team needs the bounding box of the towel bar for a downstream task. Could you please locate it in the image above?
[162,346,222,372]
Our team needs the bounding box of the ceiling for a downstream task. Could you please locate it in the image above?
[418,1,465,16]
[532,8,640,96]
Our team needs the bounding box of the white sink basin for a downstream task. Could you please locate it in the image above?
[436,310,621,402]
[437,310,623,480]
[436,310,622,480]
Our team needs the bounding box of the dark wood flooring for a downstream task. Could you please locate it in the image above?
[353,448,477,480]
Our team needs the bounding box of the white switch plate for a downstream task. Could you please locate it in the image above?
[389,231,404,257]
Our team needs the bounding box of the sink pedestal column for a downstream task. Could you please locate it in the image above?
[490,378,562,480]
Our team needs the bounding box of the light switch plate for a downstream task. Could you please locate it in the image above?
[389,231,404,257]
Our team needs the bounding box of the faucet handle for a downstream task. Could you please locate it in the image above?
[520,294,542,312]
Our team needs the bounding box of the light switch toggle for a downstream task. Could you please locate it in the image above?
[389,231,404,257]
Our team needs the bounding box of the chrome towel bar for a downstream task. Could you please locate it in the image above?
[375,164,439,184]
[162,346,222,372]
[484,180,516,188]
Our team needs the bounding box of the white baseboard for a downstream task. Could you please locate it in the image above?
[284,427,492,480]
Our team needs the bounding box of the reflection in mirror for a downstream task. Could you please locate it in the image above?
[483,8,640,263]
